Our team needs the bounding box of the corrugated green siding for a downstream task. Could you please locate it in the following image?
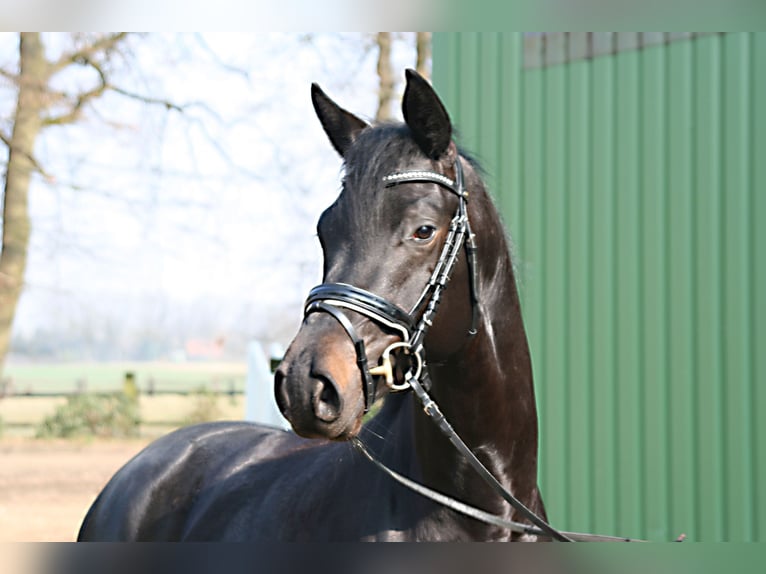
[433,32,766,542]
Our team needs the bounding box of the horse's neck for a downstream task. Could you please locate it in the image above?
[411,247,543,535]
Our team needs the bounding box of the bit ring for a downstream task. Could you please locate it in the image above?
[368,341,422,391]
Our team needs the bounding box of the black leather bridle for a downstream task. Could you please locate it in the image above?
[302,155,646,542]
[305,157,478,413]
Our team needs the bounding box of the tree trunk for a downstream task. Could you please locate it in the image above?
[375,32,394,122]
[415,32,431,79]
[0,33,48,376]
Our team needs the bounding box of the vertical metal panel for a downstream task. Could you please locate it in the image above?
[614,46,642,539]
[721,32,755,541]
[498,33,523,238]
[520,64,545,427]
[565,55,594,533]
[692,32,725,543]
[666,38,697,540]
[432,32,765,542]
[477,34,501,199]
[589,51,619,535]
[564,56,596,531]
[456,33,480,154]
[639,43,671,541]
[541,53,568,521]
[753,32,766,543]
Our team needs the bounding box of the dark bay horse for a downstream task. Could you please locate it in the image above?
[78,70,549,542]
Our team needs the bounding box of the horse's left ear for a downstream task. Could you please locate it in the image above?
[402,69,453,161]
[312,83,369,158]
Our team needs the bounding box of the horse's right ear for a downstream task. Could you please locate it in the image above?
[311,83,369,158]
[402,69,452,161]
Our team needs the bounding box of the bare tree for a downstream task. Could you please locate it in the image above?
[0,33,183,376]
[1,33,424,372]
[374,32,432,122]
[415,32,432,79]
[374,33,395,122]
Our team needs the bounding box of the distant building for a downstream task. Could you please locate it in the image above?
[184,337,225,361]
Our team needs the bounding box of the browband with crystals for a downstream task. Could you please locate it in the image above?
[383,171,466,198]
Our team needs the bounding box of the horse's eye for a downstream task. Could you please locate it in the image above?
[412,225,436,242]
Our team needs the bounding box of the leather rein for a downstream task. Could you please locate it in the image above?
[303,156,644,542]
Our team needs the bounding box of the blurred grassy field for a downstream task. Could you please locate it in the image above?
[2,361,247,394]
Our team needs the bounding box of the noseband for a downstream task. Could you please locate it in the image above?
[304,157,478,412]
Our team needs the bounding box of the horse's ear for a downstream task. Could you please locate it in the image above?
[402,69,453,161]
[311,83,369,158]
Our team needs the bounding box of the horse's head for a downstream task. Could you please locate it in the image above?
[275,70,477,440]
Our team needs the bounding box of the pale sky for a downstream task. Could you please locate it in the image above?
[3,33,421,347]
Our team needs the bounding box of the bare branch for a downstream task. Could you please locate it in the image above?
[192,34,250,81]
[0,68,18,83]
[49,33,130,74]
[106,84,185,112]
[178,112,264,179]
[42,56,109,126]
[44,51,185,126]
[42,34,141,126]
[0,130,54,181]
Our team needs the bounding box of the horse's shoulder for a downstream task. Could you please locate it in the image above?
[78,421,294,540]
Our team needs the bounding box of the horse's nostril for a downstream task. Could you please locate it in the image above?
[312,375,342,423]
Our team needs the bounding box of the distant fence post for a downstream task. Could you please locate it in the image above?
[0,376,12,398]
[245,341,288,429]
[123,371,139,402]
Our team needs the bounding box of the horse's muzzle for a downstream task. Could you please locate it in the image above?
[273,328,366,440]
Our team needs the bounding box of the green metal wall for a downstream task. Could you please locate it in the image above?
[433,32,765,542]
